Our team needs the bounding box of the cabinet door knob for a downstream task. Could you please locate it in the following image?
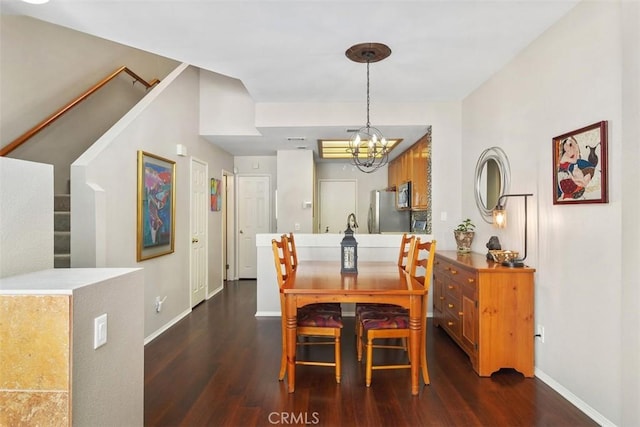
[447,321,454,326]
[448,303,454,309]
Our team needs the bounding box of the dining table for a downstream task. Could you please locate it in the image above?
[281,260,427,395]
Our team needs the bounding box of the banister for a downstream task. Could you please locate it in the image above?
[0,66,160,157]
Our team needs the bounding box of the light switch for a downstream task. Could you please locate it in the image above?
[294,223,301,231]
[94,313,107,349]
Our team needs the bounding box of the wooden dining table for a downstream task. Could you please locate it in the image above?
[282,260,427,395]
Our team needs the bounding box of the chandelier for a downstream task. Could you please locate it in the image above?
[345,42,392,173]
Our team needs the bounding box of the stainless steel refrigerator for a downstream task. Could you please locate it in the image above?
[368,189,410,233]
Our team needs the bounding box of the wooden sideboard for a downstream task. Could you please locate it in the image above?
[433,251,535,377]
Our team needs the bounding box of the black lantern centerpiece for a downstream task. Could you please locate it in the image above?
[341,213,358,274]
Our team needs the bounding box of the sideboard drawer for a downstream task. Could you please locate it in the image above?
[442,309,461,337]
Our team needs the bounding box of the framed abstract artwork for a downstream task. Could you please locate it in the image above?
[552,121,608,205]
[137,151,176,261]
[211,178,222,211]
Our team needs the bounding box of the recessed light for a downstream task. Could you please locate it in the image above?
[21,0,50,4]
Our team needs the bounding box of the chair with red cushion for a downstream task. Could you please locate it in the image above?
[358,238,436,387]
[272,236,343,383]
[354,234,415,336]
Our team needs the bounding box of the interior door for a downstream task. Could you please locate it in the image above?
[222,171,236,280]
[237,175,270,278]
[190,158,208,306]
[319,180,357,234]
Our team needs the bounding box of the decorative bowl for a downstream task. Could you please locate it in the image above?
[489,250,519,263]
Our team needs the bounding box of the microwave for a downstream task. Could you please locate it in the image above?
[397,181,411,209]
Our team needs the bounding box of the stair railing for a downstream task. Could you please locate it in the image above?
[0,66,160,157]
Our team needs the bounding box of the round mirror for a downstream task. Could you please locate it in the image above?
[474,147,511,223]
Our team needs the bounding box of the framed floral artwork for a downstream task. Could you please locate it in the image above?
[211,178,221,211]
[553,121,608,205]
[137,151,176,261]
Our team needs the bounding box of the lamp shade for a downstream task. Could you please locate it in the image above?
[492,207,507,228]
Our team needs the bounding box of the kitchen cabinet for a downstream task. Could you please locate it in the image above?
[386,132,430,210]
[410,136,429,210]
[433,251,535,377]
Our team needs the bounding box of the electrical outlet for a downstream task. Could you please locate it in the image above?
[537,324,545,343]
[155,296,167,313]
[94,313,107,349]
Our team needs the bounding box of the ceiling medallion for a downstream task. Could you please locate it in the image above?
[345,43,391,173]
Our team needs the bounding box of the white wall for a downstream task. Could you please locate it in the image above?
[461,2,637,425]
[276,150,314,233]
[199,70,260,136]
[71,65,234,339]
[0,157,53,277]
[620,2,640,425]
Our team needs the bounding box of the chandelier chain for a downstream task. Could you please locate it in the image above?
[366,59,371,128]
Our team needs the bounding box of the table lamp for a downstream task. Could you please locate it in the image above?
[492,193,533,267]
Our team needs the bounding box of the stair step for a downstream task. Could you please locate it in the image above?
[54,231,70,254]
[54,211,70,232]
[54,194,70,212]
[54,194,71,267]
[54,254,70,268]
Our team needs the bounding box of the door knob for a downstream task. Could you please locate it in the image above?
[239,230,244,234]
[192,238,199,243]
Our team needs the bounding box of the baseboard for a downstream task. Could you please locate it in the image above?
[255,311,281,317]
[144,308,191,345]
[207,284,224,299]
[144,285,223,345]
[535,367,615,426]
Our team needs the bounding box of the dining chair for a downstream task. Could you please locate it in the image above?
[397,233,415,269]
[354,234,415,336]
[284,232,341,312]
[284,232,298,271]
[272,236,343,383]
[406,237,434,286]
[358,238,436,387]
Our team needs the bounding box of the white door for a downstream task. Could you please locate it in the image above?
[237,175,270,278]
[223,172,235,281]
[319,180,357,234]
[190,158,208,306]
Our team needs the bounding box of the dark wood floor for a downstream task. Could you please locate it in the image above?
[144,280,597,427]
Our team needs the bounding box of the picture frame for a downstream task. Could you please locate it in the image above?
[552,121,608,205]
[137,150,176,261]
[211,178,221,211]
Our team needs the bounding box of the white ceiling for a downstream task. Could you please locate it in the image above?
[1,0,579,159]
